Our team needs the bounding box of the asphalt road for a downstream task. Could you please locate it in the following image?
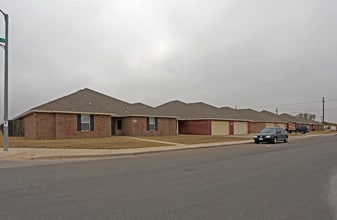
[1,135,337,220]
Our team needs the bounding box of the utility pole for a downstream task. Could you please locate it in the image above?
[322,97,325,124]
[0,9,8,151]
[276,107,278,115]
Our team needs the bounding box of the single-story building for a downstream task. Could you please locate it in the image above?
[15,88,177,139]
[156,101,251,135]
[237,109,287,134]
[9,88,324,140]
[279,113,324,132]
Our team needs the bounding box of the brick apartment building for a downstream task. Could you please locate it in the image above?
[8,88,323,139]
[15,89,177,139]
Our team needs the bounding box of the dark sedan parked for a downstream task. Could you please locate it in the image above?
[254,127,288,144]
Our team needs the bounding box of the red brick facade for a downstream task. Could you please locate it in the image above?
[249,122,267,134]
[122,117,177,136]
[22,112,323,140]
[23,113,111,139]
[178,120,211,135]
[22,113,177,139]
[23,113,56,139]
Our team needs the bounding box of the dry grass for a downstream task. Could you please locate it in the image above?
[0,135,169,149]
[2,130,333,149]
[136,135,251,145]
[0,134,251,149]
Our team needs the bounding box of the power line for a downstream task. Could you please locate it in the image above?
[250,98,337,109]
[251,100,321,109]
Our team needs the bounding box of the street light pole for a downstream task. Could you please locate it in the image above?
[0,9,9,151]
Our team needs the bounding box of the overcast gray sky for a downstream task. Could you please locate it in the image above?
[0,0,336,122]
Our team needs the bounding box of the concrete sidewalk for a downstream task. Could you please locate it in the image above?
[0,133,335,160]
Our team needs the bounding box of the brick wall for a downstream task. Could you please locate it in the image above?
[55,114,111,139]
[122,116,177,136]
[23,113,56,139]
[250,122,266,133]
[178,120,211,135]
[23,113,177,139]
[36,113,57,139]
[23,113,37,139]
[23,112,111,139]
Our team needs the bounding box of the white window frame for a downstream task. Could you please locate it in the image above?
[81,114,91,131]
[148,117,156,131]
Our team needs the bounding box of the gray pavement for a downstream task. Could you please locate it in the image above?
[2,135,337,219]
[0,133,335,160]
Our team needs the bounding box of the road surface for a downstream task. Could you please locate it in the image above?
[1,135,337,219]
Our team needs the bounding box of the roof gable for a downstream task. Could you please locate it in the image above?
[32,88,130,115]
[16,88,323,124]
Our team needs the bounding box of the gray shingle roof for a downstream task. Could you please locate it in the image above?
[32,88,130,115]
[156,100,223,120]
[259,110,288,123]
[236,109,267,122]
[279,113,300,123]
[24,88,174,118]
[16,88,323,125]
[219,107,250,121]
[156,101,249,121]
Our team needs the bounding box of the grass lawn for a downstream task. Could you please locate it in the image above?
[135,135,251,145]
[0,135,170,149]
[0,134,251,149]
[2,131,333,149]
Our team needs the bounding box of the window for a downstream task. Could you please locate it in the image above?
[81,115,90,131]
[147,117,158,131]
[77,114,94,131]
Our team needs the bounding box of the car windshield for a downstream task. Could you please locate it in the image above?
[260,128,276,133]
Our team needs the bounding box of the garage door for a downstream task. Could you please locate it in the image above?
[234,122,248,135]
[266,123,275,128]
[211,121,229,135]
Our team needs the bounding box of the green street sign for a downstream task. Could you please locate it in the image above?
[0,38,6,43]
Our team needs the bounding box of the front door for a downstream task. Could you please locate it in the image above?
[112,118,123,135]
[111,118,115,135]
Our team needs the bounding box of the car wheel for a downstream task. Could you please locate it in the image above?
[284,136,288,143]
[273,137,278,144]
[255,140,259,144]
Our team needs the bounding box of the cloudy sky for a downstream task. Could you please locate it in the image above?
[0,0,336,122]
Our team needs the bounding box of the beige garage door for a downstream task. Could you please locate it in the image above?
[212,121,230,135]
[234,122,248,135]
[266,123,275,128]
